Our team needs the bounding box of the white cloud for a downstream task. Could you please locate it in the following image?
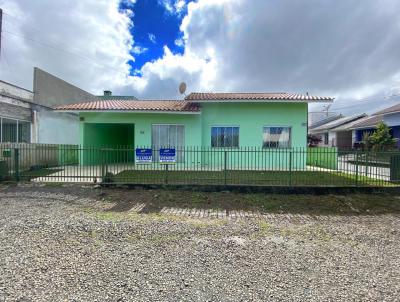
[0,0,135,93]
[2,0,400,115]
[148,33,156,44]
[158,0,186,15]
[128,0,400,113]
[132,46,148,55]
[174,38,184,47]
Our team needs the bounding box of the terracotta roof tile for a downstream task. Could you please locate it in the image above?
[185,92,333,102]
[54,100,200,112]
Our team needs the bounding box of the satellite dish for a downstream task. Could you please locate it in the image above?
[179,82,187,95]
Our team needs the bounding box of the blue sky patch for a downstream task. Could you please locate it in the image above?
[119,0,193,75]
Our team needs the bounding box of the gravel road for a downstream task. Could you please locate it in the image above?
[0,184,399,301]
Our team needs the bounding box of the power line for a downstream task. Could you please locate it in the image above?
[331,93,400,111]
[1,9,133,77]
[0,47,20,84]
[0,8,3,59]
[2,29,132,79]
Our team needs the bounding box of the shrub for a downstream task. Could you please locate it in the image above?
[307,134,322,147]
[363,122,397,151]
[103,172,115,183]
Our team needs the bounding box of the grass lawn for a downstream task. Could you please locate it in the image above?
[112,170,392,187]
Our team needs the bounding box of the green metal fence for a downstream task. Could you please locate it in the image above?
[0,144,399,187]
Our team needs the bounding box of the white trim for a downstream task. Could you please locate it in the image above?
[0,93,33,108]
[0,116,32,143]
[262,125,292,149]
[378,110,400,116]
[152,123,185,126]
[187,99,333,103]
[0,115,31,123]
[54,109,201,115]
[151,124,185,151]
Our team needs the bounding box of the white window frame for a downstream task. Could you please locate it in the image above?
[262,125,292,149]
[211,125,240,148]
[0,116,32,143]
[151,124,185,147]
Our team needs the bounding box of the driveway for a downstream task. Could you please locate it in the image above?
[1,184,399,301]
[338,154,391,181]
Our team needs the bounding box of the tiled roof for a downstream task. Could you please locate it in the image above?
[54,100,200,112]
[373,103,400,116]
[185,92,333,102]
[350,115,383,129]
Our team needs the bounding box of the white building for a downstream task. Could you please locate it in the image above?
[0,68,96,144]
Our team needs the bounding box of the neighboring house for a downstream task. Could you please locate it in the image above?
[97,90,138,101]
[0,67,97,144]
[0,80,34,143]
[55,92,333,167]
[308,111,340,128]
[309,114,367,149]
[352,103,400,149]
[309,114,342,130]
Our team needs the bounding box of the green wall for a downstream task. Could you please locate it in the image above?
[81,123,135,164]
[200,102,307,168]
[83,123,134,147]
[200,102,307,147]
[78,102,308,168]
[80,112,201,147]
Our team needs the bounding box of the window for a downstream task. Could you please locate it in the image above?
[152,124,184,161]
[211,126,239,148]
[263,126,291,148]
[324,133,329,145]
[0,117,31,143]
[18,121,31,143]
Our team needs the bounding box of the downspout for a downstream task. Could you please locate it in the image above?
[32,110,38,143]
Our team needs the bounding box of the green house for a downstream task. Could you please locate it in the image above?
[56,92,333,168]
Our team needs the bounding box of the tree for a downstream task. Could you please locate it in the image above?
[363,122,397,151]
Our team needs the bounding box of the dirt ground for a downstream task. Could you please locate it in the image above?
[1,183,399,301]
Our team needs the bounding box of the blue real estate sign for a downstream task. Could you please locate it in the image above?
[135,148,152,163]
[159,148,176,163]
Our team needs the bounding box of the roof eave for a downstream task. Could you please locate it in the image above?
[54,109,201,115]
[186,99,333,103]
[373,110,400,116]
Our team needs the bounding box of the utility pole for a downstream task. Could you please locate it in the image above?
[323,104,331,117]
[0,8,2,60]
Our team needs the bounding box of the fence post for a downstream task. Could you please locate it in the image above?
[101,149,105,182]
[289,150,292,187]
[224,150,227,185]
[365,151,369,177]
[165,164,169,185]
[355,151,359,186]
[14,148,20,182]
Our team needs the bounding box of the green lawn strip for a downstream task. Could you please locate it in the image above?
[20,168,63,180]
[112,170,393,187]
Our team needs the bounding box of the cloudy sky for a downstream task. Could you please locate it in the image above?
[1,0,400,114]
